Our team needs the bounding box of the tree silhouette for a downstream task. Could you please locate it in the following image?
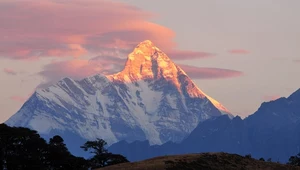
[48,135,73,169]
[0,124,88,170]
[0,124,126,170]
[259,157,265,161]
[81,138,129,168]
[48,135,89,170]
[288,153,300,166]
[81,138,108,156]
[105,153,129,166]
[0,124,48,170]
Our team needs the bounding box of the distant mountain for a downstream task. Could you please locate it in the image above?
[6,40,229,155]
[108,89,300,162]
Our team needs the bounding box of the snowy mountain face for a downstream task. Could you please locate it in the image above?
[6,40,229,148]
[108,88,300,163]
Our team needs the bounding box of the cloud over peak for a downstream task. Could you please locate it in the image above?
[10,96,28,103]
[0,0,177,60]
[37,54,243,89]
[228,49,250,54]
[3,68,17,75]
[0,0,239,88]
[178,64,243,79]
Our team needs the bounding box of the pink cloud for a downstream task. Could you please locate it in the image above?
[37,56,124,88]
[37,56,243,88]
[1,0,202,60]
[166,50,214,60]
[228,49,250,54]
[3,68,17,75]
[178,64,243,79]
[262,95,281,101]
[0,0,213,62]
[10,89,36,103]
[10,96,28,103]
[1,0,219,88]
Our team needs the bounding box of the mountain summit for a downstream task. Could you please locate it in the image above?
[110,40,229,113]
[111,40,179,82]
[6,40,230,155]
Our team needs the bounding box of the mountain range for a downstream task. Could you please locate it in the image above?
[5,40,230,155]
[5,40,300,163]
[108,89,300,162]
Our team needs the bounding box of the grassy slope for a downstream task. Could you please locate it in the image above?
[99,152,300,170]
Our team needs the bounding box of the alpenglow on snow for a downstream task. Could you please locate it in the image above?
[6,40,230,147]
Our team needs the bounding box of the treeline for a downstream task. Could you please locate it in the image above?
[0,124,128,170]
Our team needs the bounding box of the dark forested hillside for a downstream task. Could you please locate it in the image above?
[0,124,128,170]
[99,153,300,170]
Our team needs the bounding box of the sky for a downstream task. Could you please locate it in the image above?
[0,0,300,122]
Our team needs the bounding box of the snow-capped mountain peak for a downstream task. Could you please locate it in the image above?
[109,40,229,114]
[110,40,180,82]
[6,40,230,154]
